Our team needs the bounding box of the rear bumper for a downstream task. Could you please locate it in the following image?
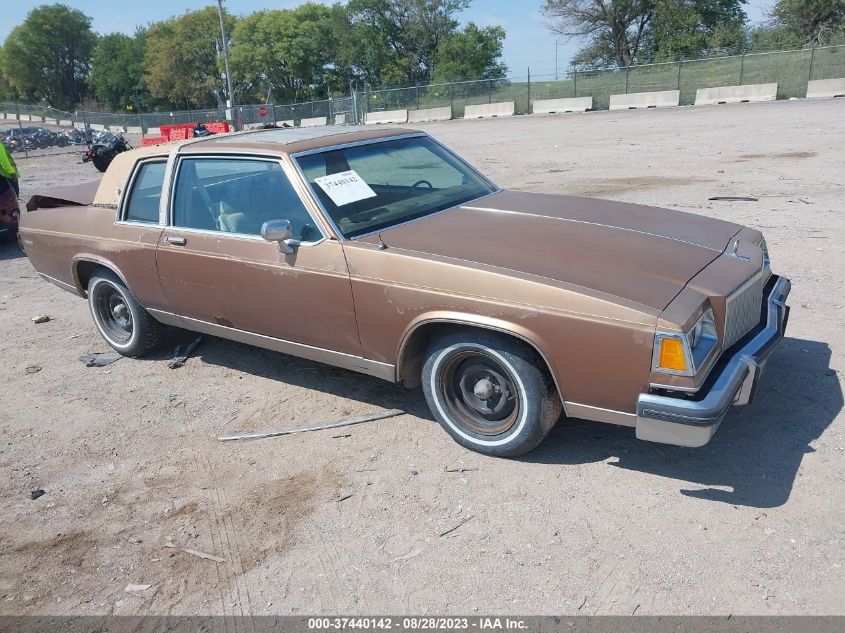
[636,275,791,447]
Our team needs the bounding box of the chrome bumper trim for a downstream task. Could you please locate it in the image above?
[636,275,790,447]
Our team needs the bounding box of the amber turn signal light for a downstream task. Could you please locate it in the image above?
[658,338,688,372]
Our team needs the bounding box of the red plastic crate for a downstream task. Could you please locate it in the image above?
[141,136,168,146]
[168,128,188,141]
[159,123,198,141]
[205,122,230,134]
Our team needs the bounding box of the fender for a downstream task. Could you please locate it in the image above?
[394,311,565,399]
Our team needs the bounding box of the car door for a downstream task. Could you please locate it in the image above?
[155,155,362,356]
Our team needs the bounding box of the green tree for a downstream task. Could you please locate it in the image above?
[431,23,508,82]
[746,24,804,52]
[88,31,149,111]
[651,0,747,61]
[543,0,657,68]
[144,7,235,109]
[344,0,472,85]
[772,0,845,45]
[0,4,96,110]
[0,52,18,101]
[231,4,339,103]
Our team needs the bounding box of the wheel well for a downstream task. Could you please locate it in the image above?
[74,261,109,294]
[398,322,560,397]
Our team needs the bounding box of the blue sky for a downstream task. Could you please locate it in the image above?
[3,1,776,78]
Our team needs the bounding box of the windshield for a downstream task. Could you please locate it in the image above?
[295,135,497,239]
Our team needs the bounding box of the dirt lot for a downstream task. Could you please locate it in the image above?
[0,99,843,616]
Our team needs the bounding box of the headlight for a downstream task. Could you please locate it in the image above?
[654,309,718,376]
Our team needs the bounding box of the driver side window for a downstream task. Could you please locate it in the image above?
[172,157,323,242]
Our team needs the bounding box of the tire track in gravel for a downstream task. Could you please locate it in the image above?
[200,453,255,633]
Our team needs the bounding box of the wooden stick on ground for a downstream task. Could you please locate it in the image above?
[217,409,404,442]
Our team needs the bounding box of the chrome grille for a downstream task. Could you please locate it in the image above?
[724,274,765,349]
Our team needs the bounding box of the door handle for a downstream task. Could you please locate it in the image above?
[165,236,187,246]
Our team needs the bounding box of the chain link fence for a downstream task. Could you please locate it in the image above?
[2,44,843,133]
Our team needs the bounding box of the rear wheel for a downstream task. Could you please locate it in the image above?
[88,269,167,357]
[422,331,562,457]
[92,155,110,172]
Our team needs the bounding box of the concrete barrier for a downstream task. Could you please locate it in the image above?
[89,123,105,131]
[280,120,295,127]
[20,114,31,122]
[533,97,593,114]
[300,116,327,128]
[695,83,778,105]
[124,126,142,134]
[334,113,348,125]
[59,119,72,127]
[365,109,408,125]
[145,127,161,136]
[609,90,680,110]
[464,101,515,119]
[408,106,452,123]
[806,78,845,99]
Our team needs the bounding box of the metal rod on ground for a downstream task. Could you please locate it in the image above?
[218,409,405,442]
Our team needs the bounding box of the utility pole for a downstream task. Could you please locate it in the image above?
[216,0,236,129]
[555,40,559,81]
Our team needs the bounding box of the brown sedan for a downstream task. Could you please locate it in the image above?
[18,127,791,456]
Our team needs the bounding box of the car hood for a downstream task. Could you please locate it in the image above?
[368,190,743,310]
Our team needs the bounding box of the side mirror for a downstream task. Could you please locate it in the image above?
[261,219,295,254]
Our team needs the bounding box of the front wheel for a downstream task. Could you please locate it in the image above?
[88,269,167,357]
[421,331,562,457]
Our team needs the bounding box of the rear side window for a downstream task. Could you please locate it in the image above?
[124,161,166,223]
[172,157,322,241]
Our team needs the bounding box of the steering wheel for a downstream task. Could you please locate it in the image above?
[408,179,434,190]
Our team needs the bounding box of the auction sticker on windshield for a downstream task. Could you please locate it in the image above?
[315,170,377,207]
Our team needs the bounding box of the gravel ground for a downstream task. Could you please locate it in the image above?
[0,99,843,616]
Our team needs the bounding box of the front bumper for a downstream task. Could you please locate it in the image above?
[636,275,791,447]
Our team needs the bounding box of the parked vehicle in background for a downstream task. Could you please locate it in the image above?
[62,128,88,146]
[18,127,791,457]
[191,123,215,138]
[3,126,75,151]
[82,132,132,172]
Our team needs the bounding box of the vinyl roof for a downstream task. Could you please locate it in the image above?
[92,126,423,207]
[189,125,421,154]
[215,125,370,145]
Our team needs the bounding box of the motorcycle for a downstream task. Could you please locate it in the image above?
[62,129,88,145]
[192,123,215,138]
[82,132,132,173]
